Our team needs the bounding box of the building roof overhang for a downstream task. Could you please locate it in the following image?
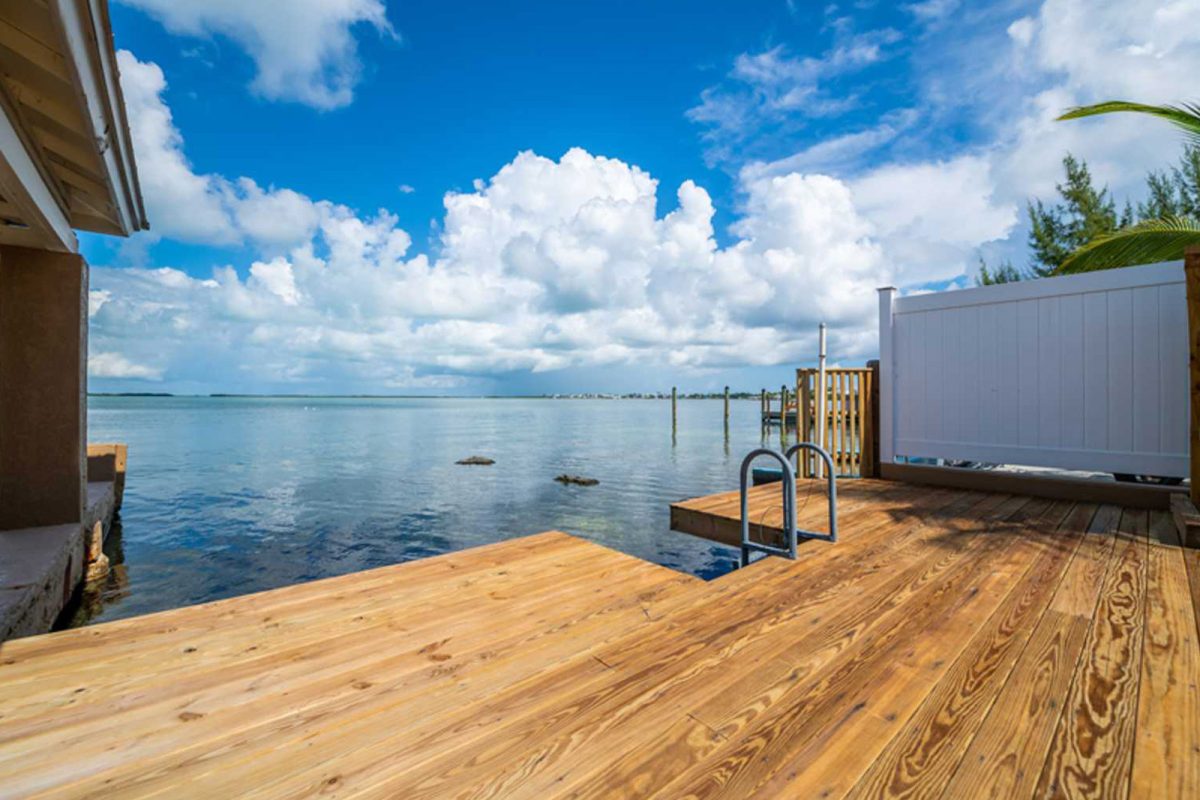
[0,0,147,253]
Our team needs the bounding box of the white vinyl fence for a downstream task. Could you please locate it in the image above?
[878,261,1188,477]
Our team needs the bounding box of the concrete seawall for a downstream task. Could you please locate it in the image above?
[0,444,126,641]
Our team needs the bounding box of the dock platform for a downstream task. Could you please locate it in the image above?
[1,480,1197,798]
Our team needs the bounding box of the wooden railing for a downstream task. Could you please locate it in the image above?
[795,366,879,478]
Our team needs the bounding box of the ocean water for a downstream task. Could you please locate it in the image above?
[80,396,783,625]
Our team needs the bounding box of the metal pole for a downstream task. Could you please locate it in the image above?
[816,323,827,478]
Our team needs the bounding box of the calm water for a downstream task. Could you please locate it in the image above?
[80,396,781,625]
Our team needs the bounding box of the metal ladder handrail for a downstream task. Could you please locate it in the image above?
[739,448,796,567]
[738,443,838,568]
[785,443,837,544]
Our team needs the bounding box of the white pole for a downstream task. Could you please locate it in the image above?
[816,322,827,477]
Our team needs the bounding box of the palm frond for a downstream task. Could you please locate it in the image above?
[1057,101,1200,144]
[1057,215,1200,273]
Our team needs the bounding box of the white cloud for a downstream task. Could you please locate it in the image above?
[97,0,1200,390]
[688,28,902,164]
[118,0,393,109]
[117,51,234,244]
[89,352,163,380]
[988,0,1200,211]
[92,143,940,388]
[117,50,333,252]
[1007,17,1035,47]
[849,156,1016,285]
[905,0,961,21]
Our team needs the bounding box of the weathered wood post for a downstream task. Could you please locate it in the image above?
[780,384,788,445]
[760,388,767,433]
[723,386,730,423]
[864,360,881,478]
[671,386,677,434]
[1186,248,1200,507]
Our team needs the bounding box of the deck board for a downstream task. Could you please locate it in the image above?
[0,479,1194,799]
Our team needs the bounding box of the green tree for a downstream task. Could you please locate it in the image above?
[1138,144,1200,219]
[1027,155,1121,276]
[1056,101,1200,272]
[975,258,1021,286]
[976,154,1122,283]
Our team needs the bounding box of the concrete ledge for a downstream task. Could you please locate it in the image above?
[880,463,1183,511]
[87,443,126,509]
[0,523,84,641]
[0,480,115,641]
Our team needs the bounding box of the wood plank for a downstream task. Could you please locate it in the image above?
[0,546,683,752]
[189,493,1026,800]
[0,543,698,797]
[1034,508,1149,799]
[2,482,1192,799]
[487,495,1037,799]
[841,504,1095,800]
[941,505,1122,799]
[1130,511,1200,799]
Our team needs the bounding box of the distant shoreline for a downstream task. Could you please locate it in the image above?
[88,392,762,400]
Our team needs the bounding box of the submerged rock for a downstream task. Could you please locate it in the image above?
[554,474,599,486]
[456,456,495,465]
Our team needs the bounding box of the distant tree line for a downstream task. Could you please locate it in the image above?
[978,144,1200,284]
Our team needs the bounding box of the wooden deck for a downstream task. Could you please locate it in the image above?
[1,480,1198,798]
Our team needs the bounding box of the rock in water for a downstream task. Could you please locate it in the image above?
[555,474,599,486]
[456,456,495,465]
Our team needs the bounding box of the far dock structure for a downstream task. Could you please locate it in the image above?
[3,261,1199,797]
[0,3,147,639]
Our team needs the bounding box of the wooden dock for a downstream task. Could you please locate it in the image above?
[2,481,1197,798]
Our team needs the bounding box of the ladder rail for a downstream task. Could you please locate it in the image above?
[739,443,838,568]
[739,448,796,567]
[785,442,837,543]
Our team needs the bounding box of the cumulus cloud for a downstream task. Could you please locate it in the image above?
[118,0,393,108]
[89,352,162,380]
[91,141,931,389]
[95,0,1199,391]
[118,50,334,251]
[991,0,1200,204]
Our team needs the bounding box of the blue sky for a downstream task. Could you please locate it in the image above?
[84,0,1200,395]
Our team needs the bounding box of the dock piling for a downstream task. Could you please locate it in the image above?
[671,387,677,434]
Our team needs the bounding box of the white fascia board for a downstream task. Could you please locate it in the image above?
[50,0,145,235]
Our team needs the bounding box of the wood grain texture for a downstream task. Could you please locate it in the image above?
[941,506,1121,800]
[0,480,1192,799]
[1034,509,1149,799]
[1130,513,1200,799]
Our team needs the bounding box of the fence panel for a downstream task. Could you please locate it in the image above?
[878,261,1188,477]
[796,367,876,478]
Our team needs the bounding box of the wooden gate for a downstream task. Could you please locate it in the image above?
[795,366,878,478]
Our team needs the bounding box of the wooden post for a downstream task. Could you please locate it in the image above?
[780,384,788,443]
[1186,248,1200,507]
[723,386,729,423]
[671,387,677,434]
[863,360,881,478]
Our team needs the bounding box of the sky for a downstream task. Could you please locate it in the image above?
[83,0,1200,396]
